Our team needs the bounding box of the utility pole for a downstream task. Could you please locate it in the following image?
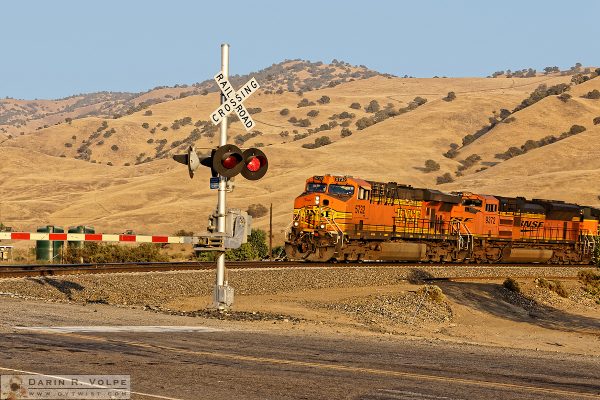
[269,203,273,261]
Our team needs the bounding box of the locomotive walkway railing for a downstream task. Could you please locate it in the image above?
[580,233,599,255]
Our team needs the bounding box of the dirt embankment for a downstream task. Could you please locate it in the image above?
[0,266,598,356]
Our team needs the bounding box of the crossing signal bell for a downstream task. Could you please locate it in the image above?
[174,144,268,180]
[172,146,201,178]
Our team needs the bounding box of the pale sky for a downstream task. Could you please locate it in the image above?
[2,0,599,99]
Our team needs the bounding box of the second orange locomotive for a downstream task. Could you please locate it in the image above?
[285,175,600,264]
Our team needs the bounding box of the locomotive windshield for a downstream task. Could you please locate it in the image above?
[306,183,327,193]
[328,184,355,196]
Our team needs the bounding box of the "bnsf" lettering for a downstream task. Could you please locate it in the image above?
[521,220,544,229]
[396,209,421,219]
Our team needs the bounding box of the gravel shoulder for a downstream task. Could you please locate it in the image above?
[0,266,598,356]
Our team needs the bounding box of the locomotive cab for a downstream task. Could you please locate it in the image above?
[286,175,361,261]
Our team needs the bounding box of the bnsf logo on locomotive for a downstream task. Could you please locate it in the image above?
[521,220,544,229]
[396,208,421,220]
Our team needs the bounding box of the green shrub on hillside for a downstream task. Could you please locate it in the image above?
[583,89,600,99]
[436,173,454,184]
[340,128,352,137]
[443,91,456,101]
[317,95,330,105]
[513,83,570,112]
[247,203,268,218]
[558,93,571,102]
[302,136,332,149]
[365,100,380,113]
[297,98,315,108]
[423,159,440,172]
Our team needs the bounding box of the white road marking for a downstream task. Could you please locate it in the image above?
[13,325,223,333]
[377,389,466,400]
[0,366,186,400]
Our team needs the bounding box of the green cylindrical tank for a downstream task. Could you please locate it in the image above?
[36,226,64,262]
[68,225,95,249]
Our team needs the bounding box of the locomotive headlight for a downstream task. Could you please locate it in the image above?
[315,195,320,205]
[320,224,326,229]
[293,221,299,227]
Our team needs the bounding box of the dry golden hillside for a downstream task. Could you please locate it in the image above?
[1,63,599,246]
[451,76,600,177]
[0,60,378,139]
[446,124,600,205]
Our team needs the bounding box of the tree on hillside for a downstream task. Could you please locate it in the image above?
[436,173,454,184]
[365,100,380,113]
[247,203,268,218]
[423,159,440,172]
[443,92,456,102]
[317,95,331,104]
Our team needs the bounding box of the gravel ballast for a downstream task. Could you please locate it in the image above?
[0,265,590,307]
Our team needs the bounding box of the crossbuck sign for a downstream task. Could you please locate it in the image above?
[210,73,260,131]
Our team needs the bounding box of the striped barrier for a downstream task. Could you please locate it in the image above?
[0,232,197,244]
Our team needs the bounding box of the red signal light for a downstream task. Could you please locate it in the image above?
[241,148,268,180]
[222,155,240,169]
[211,144,244,178]
[246,156,261,172]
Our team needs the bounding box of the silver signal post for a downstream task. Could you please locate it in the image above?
[214,43,232,309]
[174,44,260,308]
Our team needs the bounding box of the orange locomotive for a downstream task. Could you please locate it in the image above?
[285,175,600,264]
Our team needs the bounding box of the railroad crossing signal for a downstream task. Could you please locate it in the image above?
[174,144,268,180]
[210,74,260,131]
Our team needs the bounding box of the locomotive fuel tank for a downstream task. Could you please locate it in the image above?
[500,248,553,263]
[363,242,427,261]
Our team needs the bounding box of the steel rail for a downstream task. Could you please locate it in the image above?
[0,261,594,279]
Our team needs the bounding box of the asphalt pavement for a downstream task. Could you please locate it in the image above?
[0,298,598,400]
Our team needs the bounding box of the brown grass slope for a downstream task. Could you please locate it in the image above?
[446,124,600,206]
[451,76,600,175]
[0,60,379,140]
[3,73,593,242]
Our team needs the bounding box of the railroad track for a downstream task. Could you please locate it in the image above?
[0,261,594,279]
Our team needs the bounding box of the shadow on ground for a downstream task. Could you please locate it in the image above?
[438,281,600,335]
[27,277,84,300]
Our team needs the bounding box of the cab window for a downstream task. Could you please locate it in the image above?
[329,184,355,196]
[485,204,497,212]
[358,187,371,200]
[462,199,482,207]
[306,183,327,193]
